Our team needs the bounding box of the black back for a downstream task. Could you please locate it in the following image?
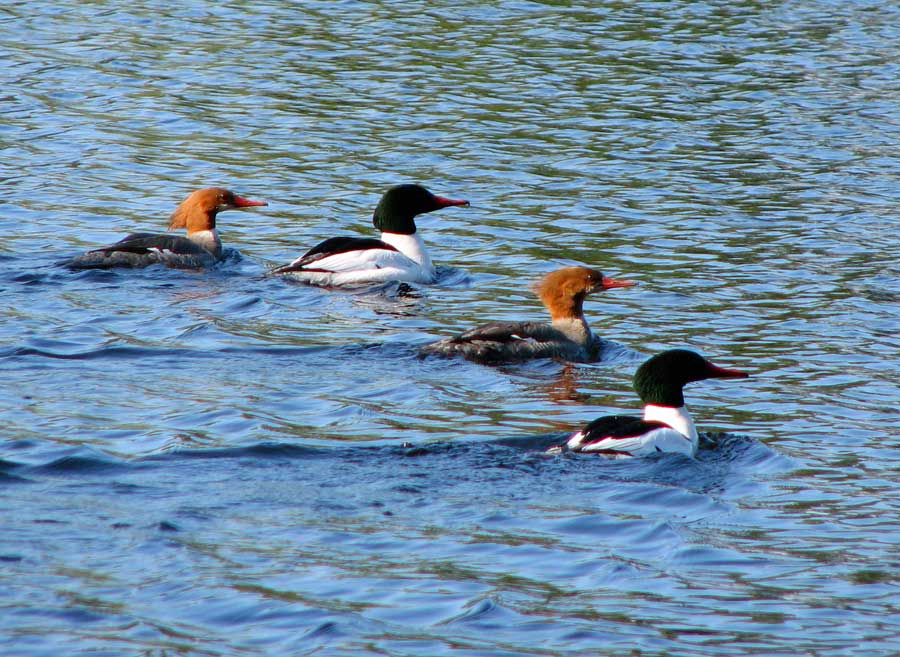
[580,415,671,441]
[301,236,396,260]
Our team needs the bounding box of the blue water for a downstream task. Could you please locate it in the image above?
[2,1,899,655]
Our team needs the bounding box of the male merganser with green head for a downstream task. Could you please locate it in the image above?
[270,183,469,286]
[66,187,268,269]
[421,266,635,363]
[556,349,749,457]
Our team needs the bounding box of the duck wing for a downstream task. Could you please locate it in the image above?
[271,237,401,274]
[91,233,208,256]
[565,415,692,457]
[451,321,561,344]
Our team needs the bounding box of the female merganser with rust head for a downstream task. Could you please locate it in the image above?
[554,349,749,458]
[66,187,268,269]
[270,183,469,286]
[420,266,636,364]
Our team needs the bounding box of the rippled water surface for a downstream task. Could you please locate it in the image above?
[2,1,899,655]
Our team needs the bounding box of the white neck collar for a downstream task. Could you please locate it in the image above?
[643,404,697,441]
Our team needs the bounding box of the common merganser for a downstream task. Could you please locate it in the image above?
[420,266,636,364]
[554,349,749,458]
[66,187,268,269]
[270,183,469,286]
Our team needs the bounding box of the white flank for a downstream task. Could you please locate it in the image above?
[562,405,699,458]
[565,430,585,448]
[283,241,435,286]
[573,427,695,458]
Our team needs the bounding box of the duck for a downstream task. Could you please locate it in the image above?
[420,266,636,364]
[554,349,749,458]
[66,187,268,269]
[269,183,469,286]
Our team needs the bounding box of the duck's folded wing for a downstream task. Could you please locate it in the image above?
[566,415,677,455]
[271,237,405,274]
[452,321,559,344]
[91,233,207,256]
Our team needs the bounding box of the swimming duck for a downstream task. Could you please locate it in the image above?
[66,187,268,269]
[420,266,635,363]
[555,349,749,457]
[270,183,469,286]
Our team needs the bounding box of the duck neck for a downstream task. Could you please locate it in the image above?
[550,316,593,346]
[643,404,697,441]
[373,205,417,235]
[380,231,432,271]
[170,200,217,234]
[544,288,594,345]
[188,229,222,257]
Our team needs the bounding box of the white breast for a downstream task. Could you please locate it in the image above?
[643,404,697,441]
[188,229,222,257]
[379,232,433,272]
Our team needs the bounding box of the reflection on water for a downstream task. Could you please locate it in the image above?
[2,0,900,655]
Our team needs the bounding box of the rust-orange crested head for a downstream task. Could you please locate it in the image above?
[534,266,635,320]
[168,187,267,232]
